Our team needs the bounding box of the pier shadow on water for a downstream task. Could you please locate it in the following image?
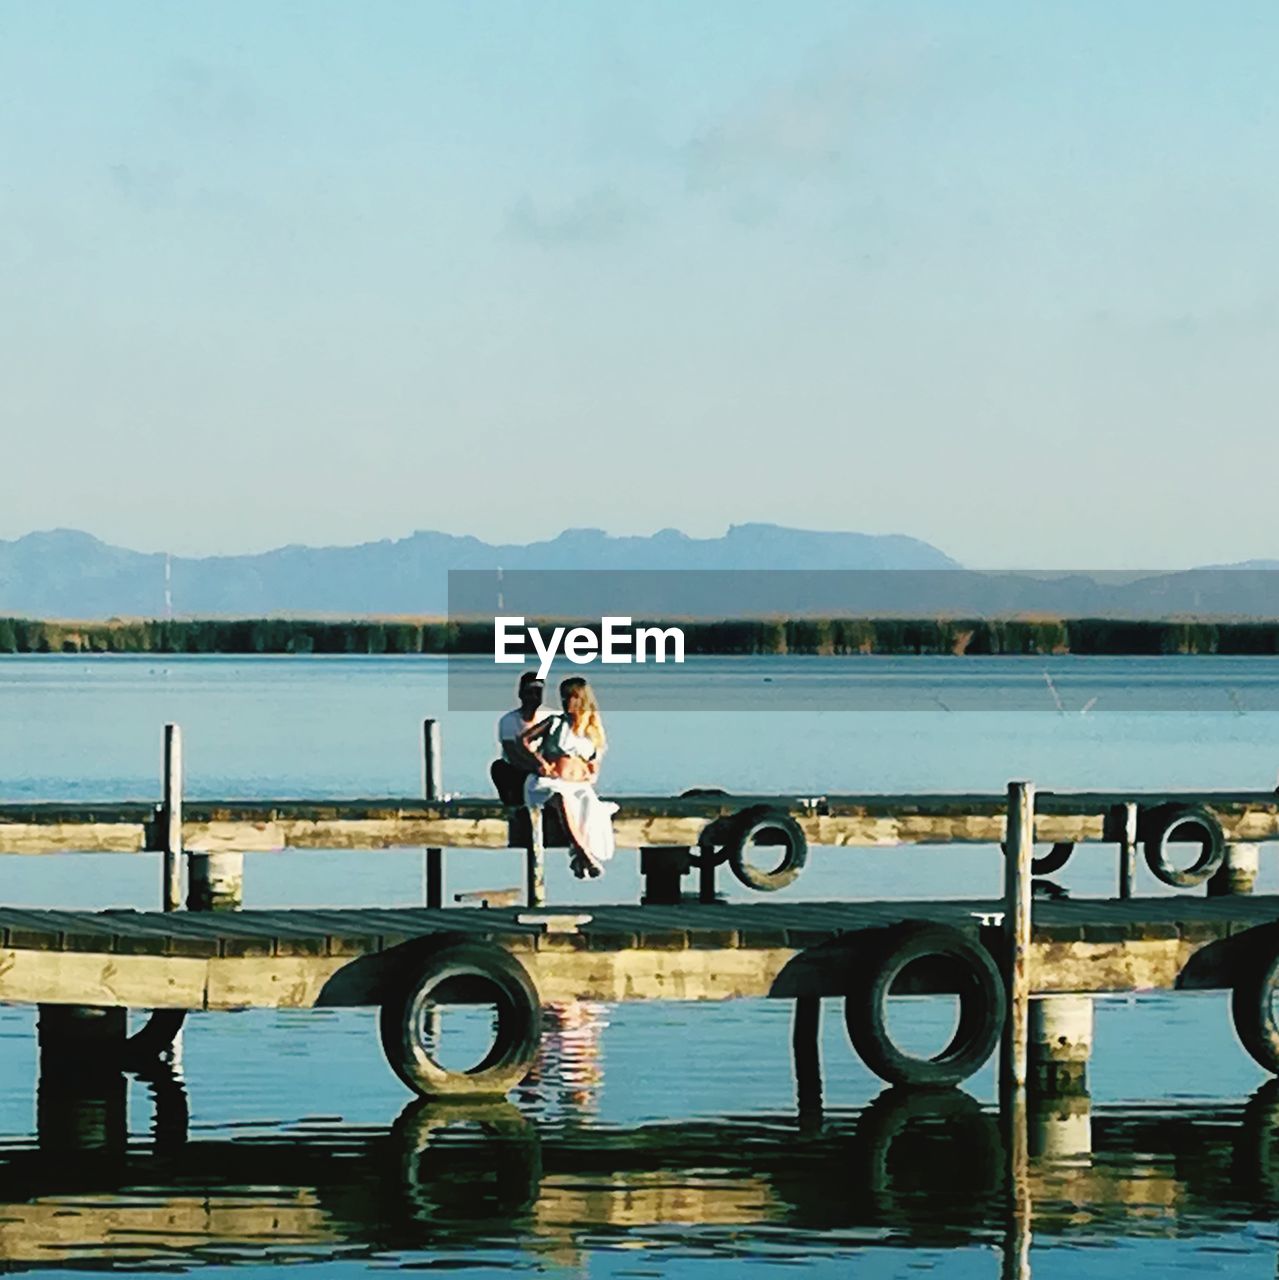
[10,1045,1279,1275]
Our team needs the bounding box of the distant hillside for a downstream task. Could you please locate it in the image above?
[0,524,958,618]
[5,526,1278,621]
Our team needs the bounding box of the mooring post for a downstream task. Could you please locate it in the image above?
[1000,781,1036,1278]
[422,718,444,909]
[792,996,823,1129]
[1209,842,1260,897]
[698,842,718,904]
[1029,993,1093,1096]
[640,847,693,905]
[162,723,183,912]
[1002,780,1035,1094]
[526,805,546,907]
[187,850,245,911]
[1118,801,1138,899]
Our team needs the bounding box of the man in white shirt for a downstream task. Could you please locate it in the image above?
[491,671,553,803]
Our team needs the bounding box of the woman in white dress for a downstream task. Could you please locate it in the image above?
[520,677,617,877]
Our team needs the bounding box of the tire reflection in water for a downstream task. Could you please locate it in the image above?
[12,1062,1279,1273]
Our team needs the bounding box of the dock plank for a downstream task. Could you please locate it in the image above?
[4,790,1279,853]
[0,896,1276,1010]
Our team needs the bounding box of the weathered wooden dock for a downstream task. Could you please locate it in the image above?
[0,895,1274,1010]
[8,723,1279,1279]
[4,789,1278,854]
[4,723,1279,1102]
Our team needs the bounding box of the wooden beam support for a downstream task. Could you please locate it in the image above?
[1002,780,1035,1094]
[792,996,822,1127]
[526,807,545,908]
[162,724,183,912]
[423,719,444,909]
[1118,801,1138,899]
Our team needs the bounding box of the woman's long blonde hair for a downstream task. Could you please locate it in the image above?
[560,677,606,752]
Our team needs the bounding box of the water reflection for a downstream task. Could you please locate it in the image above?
[8,1070,1279,1272]
[516,1000,609,1122]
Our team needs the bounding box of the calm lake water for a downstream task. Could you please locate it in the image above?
[2,654,1279,1277]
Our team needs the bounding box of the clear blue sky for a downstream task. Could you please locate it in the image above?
[2,2,1276,567]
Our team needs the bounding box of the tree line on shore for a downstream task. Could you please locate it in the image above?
[2,616,1279,656]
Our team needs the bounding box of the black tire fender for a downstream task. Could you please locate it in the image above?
[845,923,1005,1088]
[1144,803,1225,889]
[1233,939,1279,1075]
[724,805,808,892]
[380,941,542,1099]
[999,841,1075,877]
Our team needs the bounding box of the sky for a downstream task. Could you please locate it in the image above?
[1,2,1277,568]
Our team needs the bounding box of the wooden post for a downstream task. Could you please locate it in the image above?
[420,711,444,1060]
[1028,994,1093,1096]
[1002,780,1035,1094]
[162,723,183,912]
[423,719,443,909]
[1208,842,1260,897]
[698,843,718,904]
[425,849,443,909]
[1119,801,1137,900]
[187,850,245,911]
[640,847,693,905]
[792,996,822,1129]
[526,806,546,907]
[422,718,441,802]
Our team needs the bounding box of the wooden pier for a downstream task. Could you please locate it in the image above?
[4,789,1279,856]
[4,724,1279,1100]
[0,894,1275,1010]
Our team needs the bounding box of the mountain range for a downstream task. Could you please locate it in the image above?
[0,525,956,618]
[3,525,1279,620]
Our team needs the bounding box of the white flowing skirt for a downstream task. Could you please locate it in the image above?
[524,775,618,867]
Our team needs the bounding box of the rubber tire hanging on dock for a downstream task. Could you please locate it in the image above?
[380,941,542,1099]
[845,923,1005,1088]
[1000,841,1075,877]
[724,806,808,892]
[1143,804,1225,889]
[1232,941,1279,1075]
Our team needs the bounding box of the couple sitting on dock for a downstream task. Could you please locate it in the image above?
[492,672,617,878]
